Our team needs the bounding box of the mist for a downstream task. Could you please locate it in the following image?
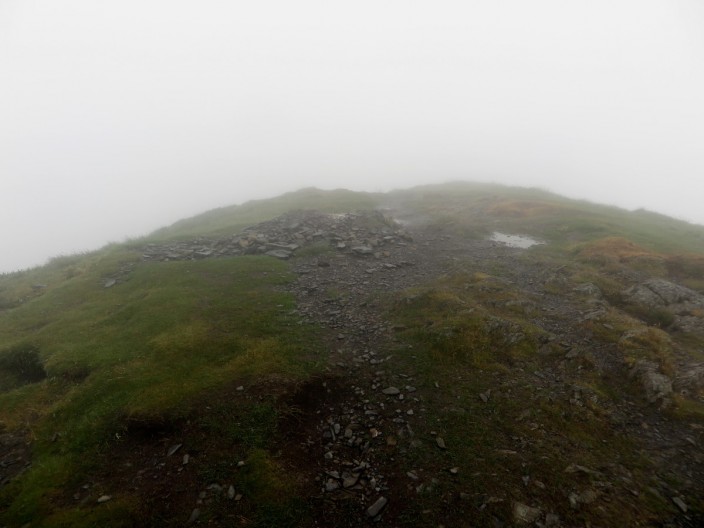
[2,1,704,273]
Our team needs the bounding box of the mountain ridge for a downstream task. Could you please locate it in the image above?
[1,183,704,527]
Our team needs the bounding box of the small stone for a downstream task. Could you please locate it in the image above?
[545,513,561,527]
[672,496,688,513]
[449,467,459,475]
[382,387,401,395]
[167,443,182,456]
[265,249,292,260]
[479,390,491,403]
[228,485,235,499]
[436,437,446,449]
[386,436,397,446]
[188,508,200,524]
[97,495,111,504]
[235,494,242,501]
[182,454,189,465]
[236,385,244,391]
[370,428,380,438]
[343,474,360,488]
[578,489,598,504]
[367,496,388,517]
[325,479,340,492]
[512,501,541,524]
[237,460,245,467]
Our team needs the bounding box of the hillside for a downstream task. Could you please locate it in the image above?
[2,183,704,527]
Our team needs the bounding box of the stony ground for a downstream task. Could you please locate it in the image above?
[278,208,704,526]
[5,207,703,527]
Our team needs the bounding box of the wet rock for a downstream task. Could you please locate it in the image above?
[343,473,361,488]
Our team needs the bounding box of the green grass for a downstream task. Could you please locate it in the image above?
[4,182,704,526]
[0,250,320,526]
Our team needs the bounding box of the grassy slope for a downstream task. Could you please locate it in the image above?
[389,181,704,254]
[0,251,319,526]
[2,183,704,526]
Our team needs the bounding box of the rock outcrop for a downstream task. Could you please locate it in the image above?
[623,279,704,333]
[141,210,412,263]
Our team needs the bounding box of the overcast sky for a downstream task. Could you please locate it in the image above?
[2,1,704,273]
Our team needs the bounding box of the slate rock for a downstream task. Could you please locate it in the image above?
[367,496,388,517]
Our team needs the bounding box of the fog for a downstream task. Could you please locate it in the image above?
[2,1,703,273]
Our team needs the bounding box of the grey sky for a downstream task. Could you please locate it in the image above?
[2,1,704,273]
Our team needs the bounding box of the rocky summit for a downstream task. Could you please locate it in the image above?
[1,184,704,527]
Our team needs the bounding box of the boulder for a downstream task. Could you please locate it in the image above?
[629,360,673,404]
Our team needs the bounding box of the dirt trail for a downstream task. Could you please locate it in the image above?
[284,212,704,526]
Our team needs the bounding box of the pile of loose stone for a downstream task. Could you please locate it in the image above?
[141,210,413,262]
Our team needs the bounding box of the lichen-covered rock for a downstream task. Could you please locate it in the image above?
[623,279,704,308]
[622,279,704,333]
[629,360,673,404]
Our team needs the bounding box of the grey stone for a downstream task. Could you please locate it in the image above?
[265,249,292,260]
[672,496,688,513]
[187,508,200,524]
[436,437,446,449]
[97,495,111,504]
[630,360,673,403]
[382,386,400,395]
[167,443,182,456]
[366,496,388,517]
[352,245,374,256]
[512,501,541,524]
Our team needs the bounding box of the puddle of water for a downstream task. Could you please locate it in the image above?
[490,232,544,249]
